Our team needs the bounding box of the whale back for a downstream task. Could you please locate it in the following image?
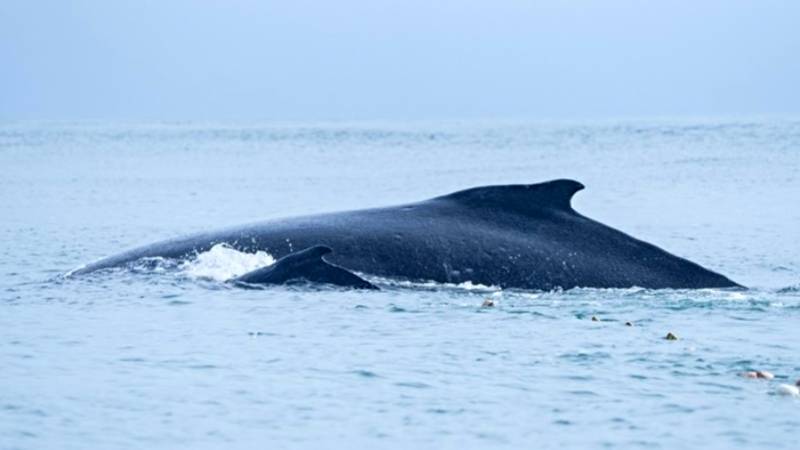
[68,178,740,290]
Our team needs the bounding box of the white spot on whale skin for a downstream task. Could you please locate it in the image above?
[181,244,275,281]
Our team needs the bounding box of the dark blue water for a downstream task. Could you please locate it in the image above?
[2,119,799,449]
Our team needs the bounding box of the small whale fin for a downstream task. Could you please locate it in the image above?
[232,245,378,290]
[437,179,585,214]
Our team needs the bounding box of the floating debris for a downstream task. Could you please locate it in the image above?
[742,370,775,380]
[248,331,270,337]
[665,332,678,340]
[776,384,800,397]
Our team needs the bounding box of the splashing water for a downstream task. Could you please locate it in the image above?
[180,243,275,281]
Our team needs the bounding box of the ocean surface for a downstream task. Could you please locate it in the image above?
[2,119,799,449]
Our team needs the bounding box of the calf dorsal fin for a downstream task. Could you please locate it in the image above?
[233,245,377,289]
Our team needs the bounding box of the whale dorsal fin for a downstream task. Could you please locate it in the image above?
[437,179,585,214]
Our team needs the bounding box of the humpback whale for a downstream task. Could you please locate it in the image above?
[70,179,740,290]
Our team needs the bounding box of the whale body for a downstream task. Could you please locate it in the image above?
[71,179,740,290]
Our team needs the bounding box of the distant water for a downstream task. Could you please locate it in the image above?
[2,119,799,449]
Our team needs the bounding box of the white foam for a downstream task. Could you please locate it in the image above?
[373,277,501,292]
[181,244,275,281]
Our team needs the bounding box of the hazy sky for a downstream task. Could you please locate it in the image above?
[1,0,798,120]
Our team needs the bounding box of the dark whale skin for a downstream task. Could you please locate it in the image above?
[70,179,740,290]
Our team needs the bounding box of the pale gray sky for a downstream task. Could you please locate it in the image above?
[1,0,798,120]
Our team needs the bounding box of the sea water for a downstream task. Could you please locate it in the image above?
[1,119,799,449]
